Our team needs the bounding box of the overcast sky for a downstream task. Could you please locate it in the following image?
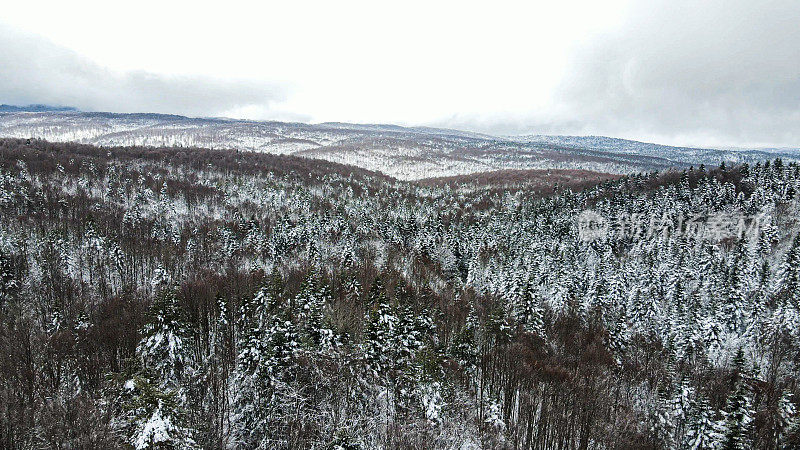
[2,0,799,147]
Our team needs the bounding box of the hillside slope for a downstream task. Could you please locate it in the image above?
[1,139,799,447]
[3,110,797,180]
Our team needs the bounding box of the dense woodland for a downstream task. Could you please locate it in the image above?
[0,138,799,449]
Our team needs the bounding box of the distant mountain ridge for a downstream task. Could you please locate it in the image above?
[0,108,797,180]
[512,134,795,166]
[0,104,78,112]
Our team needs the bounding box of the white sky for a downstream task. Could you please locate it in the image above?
[1,0,629,120]
[2,0,799,147]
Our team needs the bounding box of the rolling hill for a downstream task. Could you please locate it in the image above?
[1,109,797,180]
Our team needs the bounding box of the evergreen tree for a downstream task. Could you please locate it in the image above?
[652,384,676,448]
[137,290,192,389]
[364,297,396,379]
[720,349,755,450]
[778,390,800,448]
[295,271,330,347]
[451,305,479,373]
[683,393,723,450]
[230,284,300,448]
[122,290,198,449]
[780,234,800,307]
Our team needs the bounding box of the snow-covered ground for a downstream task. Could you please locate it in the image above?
[2,111,798,180]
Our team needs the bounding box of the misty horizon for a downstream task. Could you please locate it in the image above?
[4,103,800,153]
[2,0,800,149]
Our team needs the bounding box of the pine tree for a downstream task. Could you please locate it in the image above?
[652,384,676,448]
[0,235,22,304]
[367,276,387,307]
[671,379,693,441]
[123,290,198,449]
[137,290,192,388]
[231,285,300,448]
[683,393,723,449]
[720,349,755,450]
[364,299,397,379]
[121,377,198,450]
[518,276,545,336]
[778,390,800,448]
[451,305,479,374]
[295,271,329,347]
[780,234,800,307]
[702,293,724,353]
[629,286,656,336]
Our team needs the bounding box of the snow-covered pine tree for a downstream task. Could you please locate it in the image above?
[364,296,396,379]
[719,349,755,450]
[779,233,800,308]
[778,390,800,448]
[683,392,723,450]
[230,284,300,448]
[122,289,198,449]
[294,270,328,347]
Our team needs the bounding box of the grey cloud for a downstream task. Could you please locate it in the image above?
[441,0,800,147]
[0,24,289,117]
[556,0,800,146]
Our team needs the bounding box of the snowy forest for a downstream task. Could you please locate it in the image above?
[1,137,799,449]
